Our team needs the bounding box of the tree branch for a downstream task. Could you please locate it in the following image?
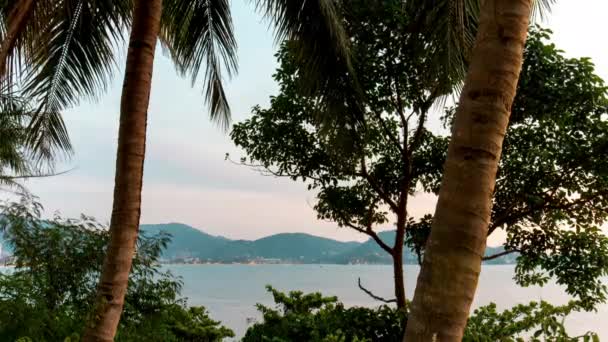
[490,165,584,235]
[225,154,326,183]
[342,218,393,255]
[359,158,399,213]
[490,189,608,235]
[407,90,440,160]
[370,109,405,158]
[389,75,408,157]
[482,249,519,261]
[358,277,397,304]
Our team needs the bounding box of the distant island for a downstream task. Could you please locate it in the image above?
[139,223,517,265]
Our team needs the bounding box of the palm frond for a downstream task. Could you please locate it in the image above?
[532,0,556,21]
[16,0,132,161]
[403,0,557,90]
[255,0,369,131]
[259,1,355,91]
[0,89,59,192]
[162,0,237,130]
[0,176,28,193]
[0,0,36,81]
[403,0,478,90]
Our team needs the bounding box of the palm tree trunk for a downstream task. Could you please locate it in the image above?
[0,0,35,78]
[403,0,532,340]
[82,0,162,340]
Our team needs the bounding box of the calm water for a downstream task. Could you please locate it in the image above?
[1,264,605,339]
[169,264,608,339]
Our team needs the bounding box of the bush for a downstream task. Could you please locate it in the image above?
[244,286,406,342]
[0,196,234,341]
[244,287,598,342]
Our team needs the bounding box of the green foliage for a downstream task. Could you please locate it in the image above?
[232,0,608,312]
[231,0,450,260]
[431,27,608,310]
[245,287,597,342]
[0,195,234,341]
[464,302,598,342]
[243,286,407,342]
[512,226,608,311]
[495,27,608,311]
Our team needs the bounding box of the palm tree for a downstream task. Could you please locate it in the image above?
[1,0,351,340]
[403,0,537,340]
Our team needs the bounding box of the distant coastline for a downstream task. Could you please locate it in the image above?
[140,223,517,265]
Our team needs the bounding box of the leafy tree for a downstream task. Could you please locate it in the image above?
[232,0,453,309]
[243,287,597,342]
[231,0,608,317]
[0,195,234,341]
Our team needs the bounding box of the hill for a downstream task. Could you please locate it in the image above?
[330,230,517,265]
[141,224,359,263]
[216,233,360,263]
[140,223,229,260]
[330,231,417,264]
[142,223,516,265]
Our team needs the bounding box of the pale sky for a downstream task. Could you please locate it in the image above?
[21,1,608,244]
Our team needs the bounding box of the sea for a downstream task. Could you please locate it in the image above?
[170,264,608,339]
[1,264,606,339]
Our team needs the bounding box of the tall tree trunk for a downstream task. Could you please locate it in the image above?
[82,0,162,340]
[403,0,531,340]
[392,246,406,309]
[393,212,407,309]
[0,0,35,78]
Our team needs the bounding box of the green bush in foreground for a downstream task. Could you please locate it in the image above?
[244,287,598,342]
[0,196,234,341]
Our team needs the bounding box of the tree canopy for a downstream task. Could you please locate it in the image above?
[231,21,608,311]
[231,0,449,254]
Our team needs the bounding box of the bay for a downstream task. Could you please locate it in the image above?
[170,264,608,339]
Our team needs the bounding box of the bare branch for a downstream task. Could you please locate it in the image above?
[358,277,397,304]
[336,210,393,254]
[225,154,325,182]
[482,249,519,261]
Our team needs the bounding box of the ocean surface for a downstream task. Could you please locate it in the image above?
[170,264,608,339]
[1,264,605,339]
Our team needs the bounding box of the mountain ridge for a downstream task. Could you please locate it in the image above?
[139,223,515,265]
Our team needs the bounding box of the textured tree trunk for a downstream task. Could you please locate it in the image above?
[0,0,35,78]
[403,0,532,340]
[82,0,162,340]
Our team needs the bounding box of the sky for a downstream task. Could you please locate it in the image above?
[21,0,608,244]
